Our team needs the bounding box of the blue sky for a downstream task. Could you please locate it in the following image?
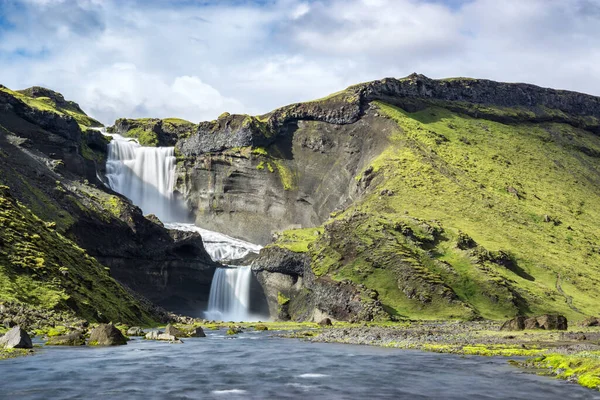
[1,0,599,124]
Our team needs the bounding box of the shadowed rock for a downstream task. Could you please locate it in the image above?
[89,324,127,346]
[0,326,32,349]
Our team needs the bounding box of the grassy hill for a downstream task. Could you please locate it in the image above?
[263,83,600,321]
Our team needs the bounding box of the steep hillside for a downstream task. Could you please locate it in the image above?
[0,85,218,322]
[175,74,600,322]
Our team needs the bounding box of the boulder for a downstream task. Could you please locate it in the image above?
[500,315,567,331]
[524,317,540,330]
[164,324,184,338]
[46,331,85,346]
[127,326,145,336]
[157,333,178,341]
[189,327,206,337]
[145,330,162,340]
[226,327,242,335]
[0,326,33,349]
[318,318,333,327]
[254,325,269,331]
[579,316,600,327]
[88,324,127,346]
[536,314,568,330]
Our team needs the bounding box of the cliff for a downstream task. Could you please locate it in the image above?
[174,74,600,322]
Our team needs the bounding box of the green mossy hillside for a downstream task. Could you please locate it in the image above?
[112,117,197,146]
[273,101,600,321]
[0,185,155,325]
[0,86,102,129]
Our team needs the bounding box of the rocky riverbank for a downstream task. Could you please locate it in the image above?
[283,320,600,391]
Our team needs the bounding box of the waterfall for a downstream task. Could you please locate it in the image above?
[104,133,187,222]
[102,130,265,322]
[204,266,258,322]
[165,222,262,262]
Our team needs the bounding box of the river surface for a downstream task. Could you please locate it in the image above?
[0,330,597,400]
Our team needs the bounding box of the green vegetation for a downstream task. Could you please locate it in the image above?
[271,228,324,253]
[251,146,297,190]
[0,185,155,325]
[0,348,31,360]
[272,100,600,321]
[277,292,290,306]
[125,126,159,146]
[528,352,600,390]
[1,86,102,129]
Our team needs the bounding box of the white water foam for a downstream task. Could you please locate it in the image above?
[298,373,330,379]
[211,389,248,395]
[165,222,261,262]
[204,266,263,322]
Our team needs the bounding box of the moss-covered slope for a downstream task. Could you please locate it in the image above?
[0,185,154,324]
[2,85,103,129]
[110,117,197,146]
[269,99,600,321]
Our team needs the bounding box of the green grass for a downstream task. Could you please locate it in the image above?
[0,185,155,325]
[270,227,324,253]
[125,126,158,146]
[531,352,600,390]
[271,100,600,321]
[0,86,101,128]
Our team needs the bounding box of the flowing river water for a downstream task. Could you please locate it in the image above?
[1,331,597,400]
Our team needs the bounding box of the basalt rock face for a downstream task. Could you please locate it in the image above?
[251,247,387,322]
[176,111,393,244]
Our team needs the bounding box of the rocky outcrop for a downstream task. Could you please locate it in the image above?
[501,315,568,331]
[111,117,196,147]
[177,74,600,159]
[251,247,387,322]
[46,331,86,346]
[89,323,127,346]
[176,111,393,244]
[0,326,33,349]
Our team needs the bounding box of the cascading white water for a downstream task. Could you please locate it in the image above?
[102,131,264,322]
[105,133,187,222]
[204,266,258,322]
[165,222,262,262]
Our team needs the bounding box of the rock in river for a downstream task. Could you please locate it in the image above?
[89,324,127,346]
[0,326,33,349]
[127,327,145,336]
[189,327,206,337]
[46,331,86,346]
[165,324,184,338]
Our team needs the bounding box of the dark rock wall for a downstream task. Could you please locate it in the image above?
[177,112,394,244]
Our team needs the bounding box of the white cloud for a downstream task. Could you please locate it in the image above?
[1,0,599,125]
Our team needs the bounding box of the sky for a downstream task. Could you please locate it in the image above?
[1,0,599,125]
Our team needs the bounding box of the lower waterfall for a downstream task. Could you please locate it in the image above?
[205,266,259,322]
[102,131,265,322]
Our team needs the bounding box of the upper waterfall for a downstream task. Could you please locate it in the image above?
[104,133,188,223]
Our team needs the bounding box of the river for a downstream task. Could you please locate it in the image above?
[1,330,597,400]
